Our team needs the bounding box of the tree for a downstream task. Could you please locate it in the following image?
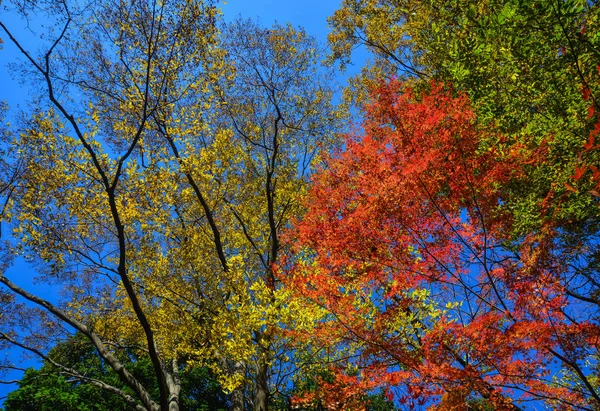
[1,1,220,408]
[2,334,228,411]
[329,0,600,233]
[326,2,600,405]
[171,18,340,410]
[285,81,600,410]
[0,1,339,411]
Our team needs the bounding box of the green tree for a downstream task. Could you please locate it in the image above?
[3,334,228,411]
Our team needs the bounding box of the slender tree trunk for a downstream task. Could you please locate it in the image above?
[167,359,181,411]
[168,389,180,411]
[254,357,269,411]
[253,332,269,411]
[229,361,245,411]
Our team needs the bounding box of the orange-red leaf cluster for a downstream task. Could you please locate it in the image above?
[284,81,599,410]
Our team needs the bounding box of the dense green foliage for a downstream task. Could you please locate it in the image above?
[2,335,228,411]
[417,0,600,234]
[2,347,393,411]
[3,368,129,411]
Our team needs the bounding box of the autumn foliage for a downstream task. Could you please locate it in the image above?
[2,0,600,410]
[285,81,600,410]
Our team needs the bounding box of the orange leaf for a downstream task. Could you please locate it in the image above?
[564,183,578,192]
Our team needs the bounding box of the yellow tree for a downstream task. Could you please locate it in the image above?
[202,19,340,410]
[0,0,221,409]
[0,2,339,411]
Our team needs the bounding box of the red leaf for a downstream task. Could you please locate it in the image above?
[584,134,595,151]
[582,85,591,101]
[572,166,587,181]
[592,122,600,138]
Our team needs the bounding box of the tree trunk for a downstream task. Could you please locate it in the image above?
[229,361,245,411]
[253,334,269,411]
[168,390,180,411]
[167,358,181,411]
[254,357,269,411]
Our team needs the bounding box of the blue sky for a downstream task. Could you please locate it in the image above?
[222,0,339,33]
[0,0,360,403]
[0,0,360,110]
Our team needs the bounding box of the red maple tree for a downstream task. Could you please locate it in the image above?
[284,81,600,410]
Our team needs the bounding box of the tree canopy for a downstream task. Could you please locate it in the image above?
[1,0,599,410]
[0,1,339,410]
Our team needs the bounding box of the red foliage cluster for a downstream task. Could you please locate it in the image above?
[573,83,600,196]
[284,81,600,410]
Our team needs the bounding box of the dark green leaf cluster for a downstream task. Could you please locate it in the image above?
[2,334,228,411]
